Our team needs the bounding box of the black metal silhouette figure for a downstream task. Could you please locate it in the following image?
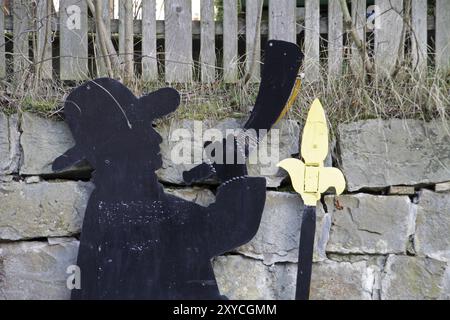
[53,78,266,299]
[53,40,302,300]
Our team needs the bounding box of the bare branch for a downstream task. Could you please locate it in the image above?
[122,0,134,82]
[339,0,374,75]
[242,0,263,85]
[87,0,119,78]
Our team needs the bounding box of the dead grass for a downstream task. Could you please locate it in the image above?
[293,68,450,136]
[0,64,449,138]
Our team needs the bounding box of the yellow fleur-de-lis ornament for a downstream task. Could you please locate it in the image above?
[277,99,346,206]
[277,99,346,300]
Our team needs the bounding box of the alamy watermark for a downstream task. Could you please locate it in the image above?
[66,265,81,290]
[169,121,282,176]
[66,5,81,30]
[367,5,381,31]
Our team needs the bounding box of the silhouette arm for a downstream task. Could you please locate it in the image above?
[204,177,266,257]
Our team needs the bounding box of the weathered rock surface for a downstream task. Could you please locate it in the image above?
[213,255,377,300]
[213,255,275,299]
[156,119,299,187]
[338,119,450,191]
[309,260,375,300]
[237,191,330,264]
[20,112,90,176]
[0,113,20,175]
[381,255,447,300]
[326,194,414,255]
[440,266,450,300]
[0,180,94,240]
[272,261,376,300]
[165,187,215,207]
[0,238,79,300]
[415,190,450,262]
[0,182,215,241]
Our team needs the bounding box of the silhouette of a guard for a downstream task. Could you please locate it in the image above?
[53,78,266,299]
[54,40,303,300]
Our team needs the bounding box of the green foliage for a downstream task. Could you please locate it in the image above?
[21,96,60,116]
[214,0,243,21]
[215,0,223,20]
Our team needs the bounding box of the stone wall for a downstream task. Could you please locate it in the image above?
[0,112,449,300]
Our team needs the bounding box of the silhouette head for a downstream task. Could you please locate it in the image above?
[53,78,180,172]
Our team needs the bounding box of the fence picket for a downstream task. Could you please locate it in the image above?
[245,0,263,82]
[200,0,215,83]
[268,0,296,43]
[223,0,238,83]
[374,0,404,77]
[0,0,5,78]
[142,0,158,82]
[119,0,125,58]
[13,0,31,81]
[411,0,427,75]
[36,0,53,79]
[350,0,367,75]
[165,0,193,83]
[95,0,111,77]
[436,0,450,73]
[123,0,134,80]
[304,0,321,82]
[328,0,343,78]
[60,0,88,81]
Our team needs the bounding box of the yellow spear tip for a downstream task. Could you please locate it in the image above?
[308,99,326,121]
[312,98,322,105]
[311,98,323,110]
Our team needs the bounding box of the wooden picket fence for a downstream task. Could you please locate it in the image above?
[1,0,449,84]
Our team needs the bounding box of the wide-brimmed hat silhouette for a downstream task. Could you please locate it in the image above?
[53,78,180,171]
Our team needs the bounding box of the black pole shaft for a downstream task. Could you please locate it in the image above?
[295,205,317,300]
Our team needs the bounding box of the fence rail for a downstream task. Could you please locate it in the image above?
[0,0,449,84]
